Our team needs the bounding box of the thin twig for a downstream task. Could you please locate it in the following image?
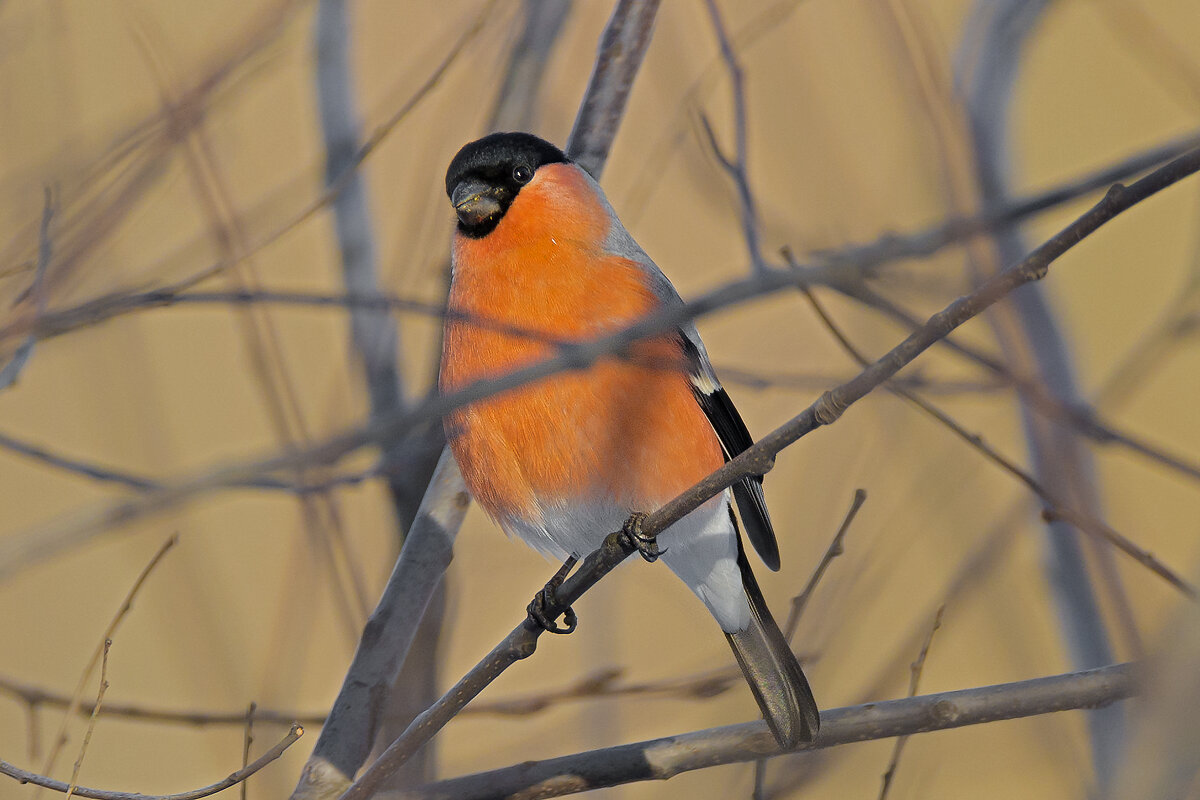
[878,606,945,800]
[1042,509,1196,600]
[37,535,178,788]
[65,640,111,800]
[783,489,866,642]
[759,489,865,800]
[643,149,1200,543]
[1,724,304,800]
[315,0,449,785]
[240,702,255,800]
[700,0,765,274]
[398,663,1136,799]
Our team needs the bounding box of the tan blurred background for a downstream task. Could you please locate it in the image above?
[1,1,1199,798]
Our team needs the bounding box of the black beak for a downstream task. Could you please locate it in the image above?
[452,178,502,227]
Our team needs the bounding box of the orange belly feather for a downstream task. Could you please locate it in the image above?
[440,164,723,523]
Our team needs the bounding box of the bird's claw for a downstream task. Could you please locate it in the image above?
[622,512,665,563]
[527,558,578,635]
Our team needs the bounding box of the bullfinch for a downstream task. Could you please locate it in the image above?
[439,131,819,747]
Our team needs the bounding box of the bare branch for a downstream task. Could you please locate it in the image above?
[783,489,865,642]
[292,450,466,800]
[878,606,945,800]
[65,639,111,800]
[699,0,765,274]
[0,188,54,391]
[1042,508,1196,600]
[1,724,304,800]
[399,664,1135,799]
[240,703,255,800]
[38,535,178,786]
[566,0,662,179]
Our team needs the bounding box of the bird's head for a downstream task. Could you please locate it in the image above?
[445,132,568,238]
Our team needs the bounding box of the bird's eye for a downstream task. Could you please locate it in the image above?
[512,164,532,184]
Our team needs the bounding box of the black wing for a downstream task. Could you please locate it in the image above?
[680,335,781,571]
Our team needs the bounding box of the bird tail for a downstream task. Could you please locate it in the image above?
[725,545,820,749]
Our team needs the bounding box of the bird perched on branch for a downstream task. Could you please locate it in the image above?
[439,131,818,747]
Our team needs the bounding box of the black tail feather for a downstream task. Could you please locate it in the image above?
[725,540,820,748]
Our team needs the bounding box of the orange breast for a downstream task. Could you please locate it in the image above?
[440,164,723,522]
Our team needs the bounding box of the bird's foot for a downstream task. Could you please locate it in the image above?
[527,556,578,635]
[622,512,665,563]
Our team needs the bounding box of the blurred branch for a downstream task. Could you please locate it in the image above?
[488,0,573,131]
[1108,563,1200,799]
[132,11,374,634]
[1041,509,1195,600]
[0,427,381,494]
[223,0,499,291]
[716,365,1006,395]
[401,663,1136,800]
[0,724,304,800]
[822,278,1200,484]
[644,147,1200,539]
[316,0,405,431]
[958,0,1126,779]
[0,189,54,391]
[0,673,327,728]
[0,2,299,288]
[763,489,865,798]
[3,145,1199,584]
[0,662,752,730]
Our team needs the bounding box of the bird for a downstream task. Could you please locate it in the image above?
[439,131,819,748]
